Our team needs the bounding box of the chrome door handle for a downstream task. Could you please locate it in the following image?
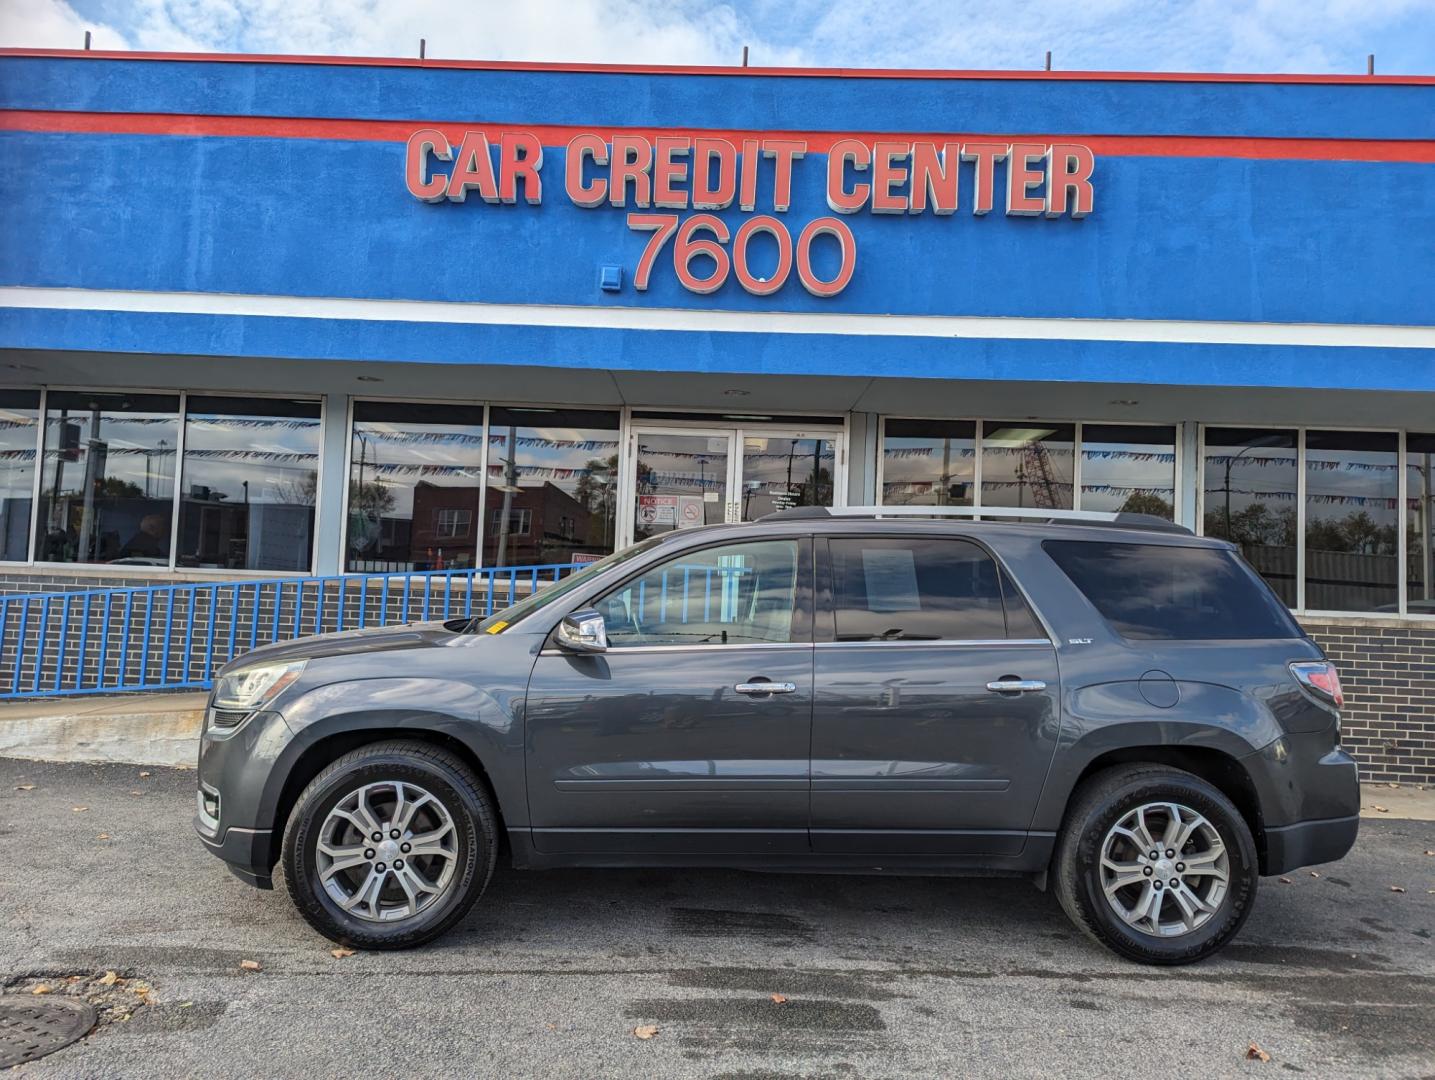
[735,682,797,695]
[986,679,1048,693]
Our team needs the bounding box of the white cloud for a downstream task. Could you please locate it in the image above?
[0,0,806,65]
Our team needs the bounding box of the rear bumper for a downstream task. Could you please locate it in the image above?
[1261,814,1360,875]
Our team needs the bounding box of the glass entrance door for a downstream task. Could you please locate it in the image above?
[630,428,735,542]
[622,423,845,546]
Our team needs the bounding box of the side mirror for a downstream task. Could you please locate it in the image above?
[556,609,608,653]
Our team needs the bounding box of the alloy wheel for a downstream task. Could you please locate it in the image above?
[1098,801,1230,937]
[315,781,459,923]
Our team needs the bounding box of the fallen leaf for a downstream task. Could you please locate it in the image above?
[1424,851,1434,857]
[99,971,121,986]
[239,959,261,972]
[1247,1042,1271,1063]
[330,947,356,959]
[1278,877,1293,884]
[31,985,52,995]
[129,790,144,796]
[97,833,111,841]
[770,993,788,1004]
[72,806,89,812]
[1390,886,1406,893]
[179,1002,193,1009]
[15,784,34,791]
[1373,805,1389,813]
[138,771,151,778]
[632,1024,659,1040]
[544,1022,556,1031]
[129,981,150,995]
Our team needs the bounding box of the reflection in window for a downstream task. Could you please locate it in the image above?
[177,397,320,571]
[1301,430,1399,613]
[1410,434,1435,615]
[347,401,484,573]
[1080,425,1177,519]
[597,539,798,647]
[35,392,179,566]
[981,422,1074,510]
[880,419,975,506]
[0,390,39,562]
[1202,428,1297,606]
[741,436,836,520]
[485,408,620,567]
[830,537,1007,640]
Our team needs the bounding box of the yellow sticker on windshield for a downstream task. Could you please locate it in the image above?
[485,621,509,634]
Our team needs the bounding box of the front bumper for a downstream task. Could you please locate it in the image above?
[194,707,293,889]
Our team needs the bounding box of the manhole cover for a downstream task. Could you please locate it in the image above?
[0,995,97,1067]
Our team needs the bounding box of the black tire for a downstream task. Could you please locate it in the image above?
[280,740,498,950]
[1053,764,1258,965]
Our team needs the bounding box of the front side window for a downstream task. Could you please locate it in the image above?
[597,539,801,648]
[1044,539,1302,640]
[36,391,180,566]
[0,390,40,562]
[347,401,485,573]
[177,396,321,571]
[1202,427,1298,606]
[829,537,1018,641]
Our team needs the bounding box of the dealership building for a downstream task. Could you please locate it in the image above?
[0,49,1431,780]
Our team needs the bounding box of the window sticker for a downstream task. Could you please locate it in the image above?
[861,548,921,612]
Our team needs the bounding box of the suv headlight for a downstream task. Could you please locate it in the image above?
[213,660,307,712]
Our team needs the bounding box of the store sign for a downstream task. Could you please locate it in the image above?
[404,130,1094,298]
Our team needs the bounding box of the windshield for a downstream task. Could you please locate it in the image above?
[471,536,668,634]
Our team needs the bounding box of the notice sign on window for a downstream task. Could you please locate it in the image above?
[637,495,678,526]
[862,548,922,612]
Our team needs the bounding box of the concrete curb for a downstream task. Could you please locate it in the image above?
[0,693,206,769]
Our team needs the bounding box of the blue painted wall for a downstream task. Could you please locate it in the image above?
[0,56,1432,389]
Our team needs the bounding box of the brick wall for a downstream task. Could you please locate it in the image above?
[1302,617,1435,785]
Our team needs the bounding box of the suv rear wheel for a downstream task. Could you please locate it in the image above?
[280,740,497,949]
[1053,764,1257,965]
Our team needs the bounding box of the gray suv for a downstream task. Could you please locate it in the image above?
[194,507,1359,965]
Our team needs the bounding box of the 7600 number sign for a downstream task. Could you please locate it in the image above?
[627,213,857,297]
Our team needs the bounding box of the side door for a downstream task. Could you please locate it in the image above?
[810,534,1061,855]
[524,535,814,855]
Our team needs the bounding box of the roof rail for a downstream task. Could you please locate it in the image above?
[758,505,1192,534]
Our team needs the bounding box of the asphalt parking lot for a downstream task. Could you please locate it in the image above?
[2,757,1433,1079]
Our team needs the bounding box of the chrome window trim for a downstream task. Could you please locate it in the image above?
[540,641,812,656]
[816,638,1054,649]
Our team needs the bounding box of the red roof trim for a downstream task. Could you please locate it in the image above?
[2,47,1433,85]
[4,110,1433,163]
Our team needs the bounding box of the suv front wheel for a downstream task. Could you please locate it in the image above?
[1053,764,1258,965]
[280,740,498,949]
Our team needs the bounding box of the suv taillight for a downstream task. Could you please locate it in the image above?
[1290,661,1344,709]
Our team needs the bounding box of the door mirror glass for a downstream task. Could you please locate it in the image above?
[556,609,608,653]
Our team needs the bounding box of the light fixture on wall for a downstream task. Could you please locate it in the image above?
[356,375,384,383]
[1109,399,1140,407]
[723,389,750,397]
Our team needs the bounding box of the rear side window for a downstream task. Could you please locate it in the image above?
[1043,540,1302,641]
[829,537,1036,641]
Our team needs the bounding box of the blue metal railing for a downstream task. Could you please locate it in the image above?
[0,563,582,700]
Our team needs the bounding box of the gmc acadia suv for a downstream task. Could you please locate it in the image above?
[194,507,1359,964]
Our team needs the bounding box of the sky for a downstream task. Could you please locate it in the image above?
[1,0,1433,75]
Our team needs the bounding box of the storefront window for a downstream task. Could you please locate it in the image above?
[177,397,321,571]
[35,391,180,566]
[880,419,975,506]
[1202,428,1297,606]
[981,421,1074,510]
[346,401,485,573]
[484,408,620,567]
[0,390,40,562]
[1304,430,1398,613]
[1080,424,1177,519]
[1409,434,1435,615]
